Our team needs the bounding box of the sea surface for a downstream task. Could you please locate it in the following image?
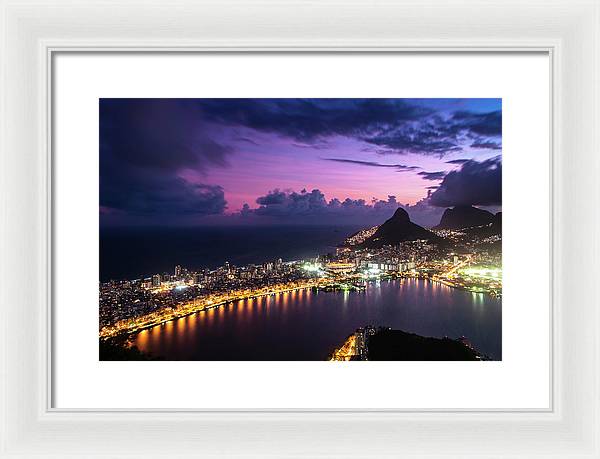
[132,278,502,361]
[100,225,362,282]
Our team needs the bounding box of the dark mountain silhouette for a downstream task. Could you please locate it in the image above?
[492,212,502,232]
[359,208,440,249]
[460,211,502,242]
[434,205,494,230]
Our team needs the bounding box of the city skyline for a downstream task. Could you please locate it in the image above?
[100,98,501,228]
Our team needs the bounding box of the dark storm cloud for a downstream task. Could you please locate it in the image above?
[241,189,400,224]
[365,121,464,156]
[445,158,471,165]
[198,99,501,157]
[418,171,446,181]
[429,156,502,207]
[360,147,400,155]
[101,172,226,216]
[470,140,502,150]
[366,111,502,156]
[452,110,502,136]
[324,158,420,171]
[100,99,230,219]
[199,98,429,141]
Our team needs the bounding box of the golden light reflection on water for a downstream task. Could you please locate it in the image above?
[136,329,149,348]
[282,291,289,309]
[204,307,216,328]
[133,279,501,359]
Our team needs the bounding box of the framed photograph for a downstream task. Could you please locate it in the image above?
[1,0,599,458]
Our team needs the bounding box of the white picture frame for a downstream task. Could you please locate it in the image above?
[0,0,598,457]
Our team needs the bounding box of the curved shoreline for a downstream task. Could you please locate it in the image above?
[101,275,500,340]
[100,279,327,339]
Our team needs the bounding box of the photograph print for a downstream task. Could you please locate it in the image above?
[99,98,502,361]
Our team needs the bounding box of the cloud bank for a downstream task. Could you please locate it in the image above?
[239,189,401,225]
[100,99,230,221]
[429,156,502,207]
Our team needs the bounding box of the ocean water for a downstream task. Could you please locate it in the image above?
[100,225,362,282]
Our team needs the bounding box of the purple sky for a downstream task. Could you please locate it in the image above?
[100,99,501,228]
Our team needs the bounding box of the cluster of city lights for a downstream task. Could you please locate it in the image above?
[302,263,324,274]
[460,267,502,279]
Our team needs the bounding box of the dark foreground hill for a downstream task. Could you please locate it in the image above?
[368,329,480,361]
[359,208,440,249]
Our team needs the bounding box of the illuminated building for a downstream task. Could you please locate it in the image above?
[141,279,152,289]
[325,262,355,275]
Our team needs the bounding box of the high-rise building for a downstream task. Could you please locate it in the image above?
[152,274,161,287]
[174,265,182,278]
